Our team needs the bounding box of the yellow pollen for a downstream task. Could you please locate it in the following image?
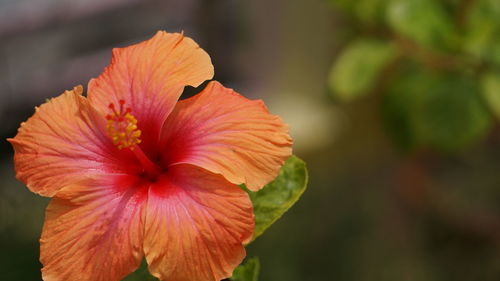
[105,100,141,149]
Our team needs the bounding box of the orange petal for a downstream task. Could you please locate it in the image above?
[40,175,147,281]
[88,31,214,154]
[160,81,293,191]
[8,86,130,197]
[144,165,254,281]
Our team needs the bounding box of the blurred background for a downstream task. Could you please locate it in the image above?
[2,0,500,280]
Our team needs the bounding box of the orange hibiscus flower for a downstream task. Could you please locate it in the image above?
[8,31,292,281]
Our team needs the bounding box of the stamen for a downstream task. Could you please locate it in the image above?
[105,101,142,150]
[105,100,161,178]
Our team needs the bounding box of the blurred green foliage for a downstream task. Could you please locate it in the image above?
[481,71,500,119]
[231,257,260,281]
[387,0,456,49]
[464,0,500,64]
[329,39,396,102]
[329,0,500,152]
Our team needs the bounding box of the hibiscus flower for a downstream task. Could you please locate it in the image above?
[8,31,292,281]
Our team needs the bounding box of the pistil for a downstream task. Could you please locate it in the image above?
[129,144,161,178]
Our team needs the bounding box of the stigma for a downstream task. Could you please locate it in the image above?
[105,100,141,150]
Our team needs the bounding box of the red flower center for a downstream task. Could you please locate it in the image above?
[106,100,161,181]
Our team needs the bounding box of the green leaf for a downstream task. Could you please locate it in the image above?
[231,257,260,281]
[383,68,492,151]
[382,68,423,150]
[386,0,455,49]
[414,74,492,151]
[328,39,396,102]
[244,155,308,242]
[480,71,500,119]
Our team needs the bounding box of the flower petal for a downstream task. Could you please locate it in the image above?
[88,31,214,154]
[40,175,147,281]
[144,165,254,281]
[8,86,130,197]
[160,81,293,191]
